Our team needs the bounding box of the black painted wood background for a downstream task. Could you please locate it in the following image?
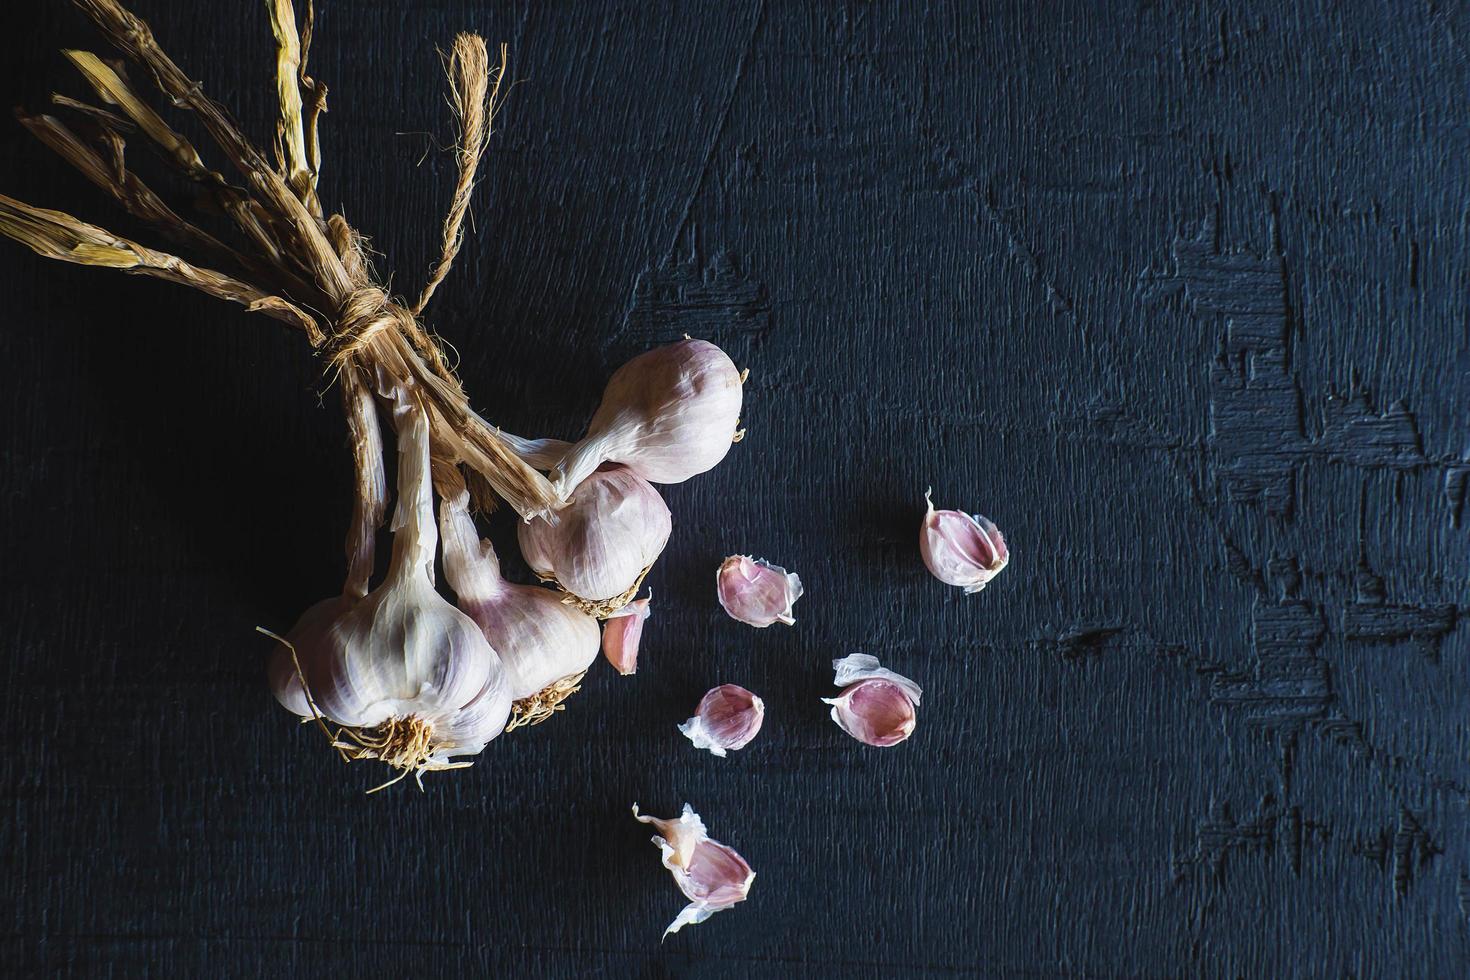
[2,2,1467,976]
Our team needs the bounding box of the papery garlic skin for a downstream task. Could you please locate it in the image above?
[602,593,651,675]
[679,684,764,757]
[632,803,755,937]
[822,653,922,748]
[269,392,512,774]
[518,465,672,604]
[920,488,1009,593]
[439,490,600,701]
[554,339,744,496]
[716,556,803,627]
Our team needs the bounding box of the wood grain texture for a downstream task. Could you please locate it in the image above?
[2,1,1467,976]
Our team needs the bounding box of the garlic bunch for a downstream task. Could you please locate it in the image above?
[632,803,755,937]
[602,592,651,675]
[268,388,512,785]
[552,339,744,497]
[716,555,803,627]
[439,487,601,727]
[518,465,672,612]
[822,653,922,748]
[920,488,1009,593]
[679,684,765,757]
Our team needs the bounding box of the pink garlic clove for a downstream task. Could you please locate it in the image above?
[679,684,765,756]
[920,487,1009,593]
[716,555,803,627]
[822,653,922,747]
[602,593,652,675]
[632,803,755,937]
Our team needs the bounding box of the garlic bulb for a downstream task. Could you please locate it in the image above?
[920,488,1009,593]
[679,684,764,757]
[518,465,672,610]
[602,592,651,675]
[268,390,512,784]
[439,487,601,724]
[716,555,802,627]
[632,803,755,937]
[822,653,922,748]
[553,339,744,496]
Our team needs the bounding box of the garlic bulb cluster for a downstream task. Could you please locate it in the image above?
[679,684,765,757]
[518,465,672,611]
[552,339,745,497]
[439,488,601,727]
[268,389,512,785]
[716,555,803,627]
[822,654,922,748]
[920,488,1009,593]
[602,593,651,675]
[632,803,755,937]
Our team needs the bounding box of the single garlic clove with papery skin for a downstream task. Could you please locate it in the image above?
[632,803,755,937]
[716,556,802,627]
[679,684,765,757]
[920,488,1009,593]
[602,593,651,675]
[822,653,922,748]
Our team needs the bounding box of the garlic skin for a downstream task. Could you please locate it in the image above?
[716,556,802,627]
[602,593,651,675]
[679,684,765,757]
[920,488,1009,593]
[518,465,672,605]
[632,803,755,937]
[554,339,744,496]
[822,653,922,748]
[269,392,512,777]
[439,489,600,701]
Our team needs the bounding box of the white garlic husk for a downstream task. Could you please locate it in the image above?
[679,684,765,757]
[439,487,601,716]
[553,339,744,496]
[518,465,672,608]
[632,803,755,937]
[716,555,802,627]
[602,592,651,675]
[268,389,512,782]
[920,488,1009,593]
[822,653,922,748]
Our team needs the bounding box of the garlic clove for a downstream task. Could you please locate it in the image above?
[518,465,672,607]
[920,487,1009,593]
[439,488,600,718]
[632,803,755,937]
[678,684,765,756]
[554,339,744,496]
[822,653,922,748]
[602,592,651,675]
[716,555,803,627]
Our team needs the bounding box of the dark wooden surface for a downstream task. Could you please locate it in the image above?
[2,2,1468,976]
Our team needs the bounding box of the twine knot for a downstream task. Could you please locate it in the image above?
[326,285,410,370]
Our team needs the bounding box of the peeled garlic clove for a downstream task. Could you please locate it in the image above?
[518,465,672,606]
[822,653,922,748]
[439,489,600,709]
[679,684,764,757]
[716,555,802,627]
[554,339,744,495]
[602,593,651,675]
[632,803,755,937]
[920,488,1008,593]
[268,391,512,781]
